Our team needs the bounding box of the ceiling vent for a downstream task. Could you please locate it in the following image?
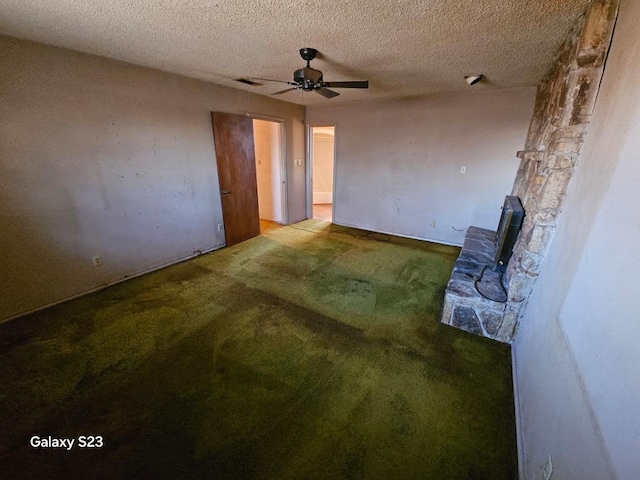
[235,78,263,86]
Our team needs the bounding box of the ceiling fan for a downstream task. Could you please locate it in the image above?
[251,48,369,99]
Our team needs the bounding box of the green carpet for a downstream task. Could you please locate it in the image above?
[0,220,516,479]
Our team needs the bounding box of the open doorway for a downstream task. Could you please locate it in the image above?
[309,126,335,222]
[253,118,285,233]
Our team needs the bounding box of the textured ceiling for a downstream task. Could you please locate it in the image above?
[0,0,589,106]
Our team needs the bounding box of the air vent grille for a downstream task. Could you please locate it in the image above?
[235,78,262,86]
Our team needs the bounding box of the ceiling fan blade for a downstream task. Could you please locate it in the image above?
[272,87,298,95]
[316,88,340,99]
[249,77,296,85]
[324,80,369,89]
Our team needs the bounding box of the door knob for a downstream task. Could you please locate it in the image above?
[221,189,232,194]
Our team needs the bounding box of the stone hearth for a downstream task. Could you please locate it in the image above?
[441,227,514,343]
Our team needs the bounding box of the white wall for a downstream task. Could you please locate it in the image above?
[306,88,535,245]
[0,36,305,322]
[514,1,640,478]
[254,119,283,222]
[312,131,334,204]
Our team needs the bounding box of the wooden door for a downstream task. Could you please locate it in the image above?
[211,112,260,246]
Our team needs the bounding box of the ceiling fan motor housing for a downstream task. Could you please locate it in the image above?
[294,67,323,91]
[269,47,367,97]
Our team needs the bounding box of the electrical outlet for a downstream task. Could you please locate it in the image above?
[430,220,436,228]
[542,454,553,480]
[217,223,223,232]
[92,255,104,267]
[460,166,466,174]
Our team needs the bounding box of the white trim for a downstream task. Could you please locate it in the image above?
[306,124,313,219]
[247,113,288,225]
[246,112,285,123]
[279,121,288,224]
[331,125,337,223]
[512,345,525,480]
[313,191,333,204]
[307,124,337,221]
[331,221,463,247]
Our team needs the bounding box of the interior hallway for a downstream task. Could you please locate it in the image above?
[259,219,283,233]
[313,203,332,222]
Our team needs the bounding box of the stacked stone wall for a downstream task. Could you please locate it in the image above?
[505,0,618,339]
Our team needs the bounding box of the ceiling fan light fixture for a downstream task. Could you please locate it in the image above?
[465,75,484,86]
[259,48,369,99]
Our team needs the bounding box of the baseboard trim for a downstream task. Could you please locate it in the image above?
[1,244,224,325]
[331,220,464,247]
[512,345,525,480]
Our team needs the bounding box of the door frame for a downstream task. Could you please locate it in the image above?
[247,112,288,225]
[306,124,337,221]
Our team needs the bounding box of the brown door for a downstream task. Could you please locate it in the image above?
[211,112,260,246]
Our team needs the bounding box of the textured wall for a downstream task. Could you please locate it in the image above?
[513,0,640,478]
[306,88,535,245]
[0,36,305,321]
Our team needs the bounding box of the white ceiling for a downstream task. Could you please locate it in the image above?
[0,0,589,106]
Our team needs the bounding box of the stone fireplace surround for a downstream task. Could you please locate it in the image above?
[441,0,619,343]
[441,226,514,342]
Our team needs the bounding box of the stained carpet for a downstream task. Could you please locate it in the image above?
[0,220,516,479]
